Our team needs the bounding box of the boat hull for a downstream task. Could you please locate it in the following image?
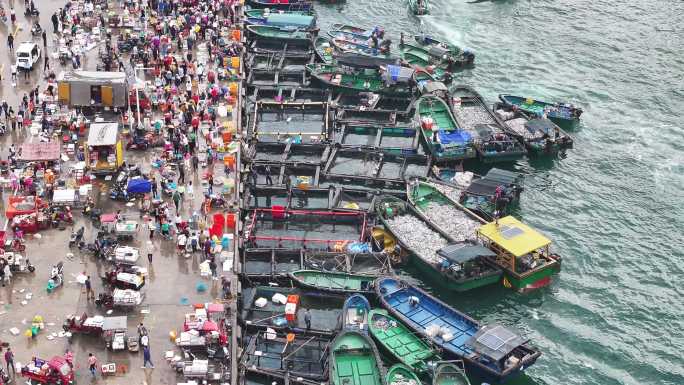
[289,270,375,294]
[498,94,582,125]
[501,257,561,292]
[410,254,502,292]
[330,330,385,385]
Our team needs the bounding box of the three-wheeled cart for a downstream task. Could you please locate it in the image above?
[20,356,75,385]
[108,246,140,265]
[102,316,128,350]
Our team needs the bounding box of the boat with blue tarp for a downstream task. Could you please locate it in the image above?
[498,94,582,126]
[342,294,371,332]
[375,276,541,383]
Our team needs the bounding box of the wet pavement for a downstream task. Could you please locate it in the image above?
[0,1,239,384]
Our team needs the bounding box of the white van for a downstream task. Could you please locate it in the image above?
[16,42,41,70]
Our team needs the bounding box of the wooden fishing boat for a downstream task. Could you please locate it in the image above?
[307,64,405,94]
[498,94,582,125]
[416,95,477,161]
[375,277,541,383]
[246,0,314,11]
[331,24,375,38]
[342,294,371,332]
[376,195,495,292]
[476,216,562,292]
[328,30,375,46]
[314,36,335,64]
[246,25,313,44]
[369,309,439,374]
[433,362,470,385]
[330,330,385,385]
[246,13,317,32]
[331,38,397,64]
[244,9,314,18]
[493,102,574,156]
[411,35,475,67]
[451,85,526,163]
[289,270,375,294]
[408,0,430,15]
[406,179,503,291]
[386,364,422,385]
[399,49,447,80]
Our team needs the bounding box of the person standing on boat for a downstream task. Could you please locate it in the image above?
[304,309,312,330]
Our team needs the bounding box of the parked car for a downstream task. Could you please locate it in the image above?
[16,42,41,70]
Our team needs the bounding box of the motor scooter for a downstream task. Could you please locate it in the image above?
[69,226,85,248]
[47,262,64,293]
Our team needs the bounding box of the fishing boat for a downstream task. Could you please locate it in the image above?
[369,309,439,374]
[498,94,582,125]
[399,48,447,80]
[408,0,430,15]
[433,362,470,385]
[307,64,411,94]
[342,294,371,332]
[331,24,377,38]
[416,95,477,161]
[493,102,574,156]
[246,0,314,11]
[330,330,385,385]
[376,195,495,292]
[406,179,503,291]
[246,13,317,32]
[246,25,313,44]
[451,86,526,163]
[375,277,541,383]
[244,9,314,18]
[289,270,376,294]
[386,364,422,385]
[328,30,373,46]
[314,36,335,64]
[411,35,475,67]
[331,39,397,64]
[476,216,562,292]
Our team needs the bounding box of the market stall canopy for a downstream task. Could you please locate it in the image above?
[87,122,119,146]
[466,323,527,361]
[19,143,61,161]
[102,316,128,331]
[437,244,496,263]
[477,216,551,257]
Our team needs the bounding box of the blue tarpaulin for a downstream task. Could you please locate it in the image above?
[438,130,472,145]
[127,178,152,194]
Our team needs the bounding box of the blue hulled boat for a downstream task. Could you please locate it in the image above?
[375,277,541,383]
[342,294,371,333]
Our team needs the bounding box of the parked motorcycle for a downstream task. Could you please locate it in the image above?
[47,262,64,293]
[69,226,85,248]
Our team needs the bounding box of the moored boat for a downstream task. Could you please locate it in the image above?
[412,35,475,67]
[451,85,526,163]
[307,64,411,94]
[498,94,582,125]
[408,0,430,15]
[416,95,477,161]
[476,216,562,292]
[244,9,314,18]
[246,0,313,11]
[342,294,371,332]
[433,362,470,385]
[399,47,447,80]
[314,36,335,63]
[369,309,439,374]
[375,276,541,383]
[386,364,422,385]
[328,30,374,46]
[246,25,313,44]
[289,270,375,294]
[246,13,317,31]
[330,330,385,385]
[331,24,384,38]
[493,102,574,156]
[331,38,397,64]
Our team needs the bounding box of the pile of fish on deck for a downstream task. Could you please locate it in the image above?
[237,1,581,385]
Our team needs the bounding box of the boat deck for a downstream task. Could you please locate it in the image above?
[249,101,330,144]
[324,148,430,188]
[336,124,421,155]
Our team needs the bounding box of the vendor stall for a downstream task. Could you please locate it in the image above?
[85,122,124,175]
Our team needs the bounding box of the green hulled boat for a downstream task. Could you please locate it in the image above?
[412,35,475,67]
[244,9,314,18]
[433,362,470,385]
[331,330,385,385]
[408,0,430,15]
[315,36,335,63]
[416,95,477,161]
[246,25,313,44]
[407,179,503,292]
[289,270,375,294]
[369,309,439,374]
[498,94,583,125]
[387,364,422,385]
[399,49,447,80]
[307,64,409,94]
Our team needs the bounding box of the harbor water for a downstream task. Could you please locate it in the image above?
[314,1,684,385]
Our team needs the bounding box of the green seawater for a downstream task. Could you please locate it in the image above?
[315,1,684,384]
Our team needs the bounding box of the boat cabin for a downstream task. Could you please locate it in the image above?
[466,323,539,373]
[436,244,501,282]
[476,216,561,291]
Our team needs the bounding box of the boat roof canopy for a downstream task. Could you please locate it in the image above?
[437,244,496,264]
[87,122,119,146]
[466,324,527,361]
[477,216,551,257]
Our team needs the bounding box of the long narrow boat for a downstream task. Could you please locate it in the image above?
[244,9,314,18]
[289,270,376,294]
[433,362,470,385]
[328,30,374,46]
[493,102,574,156]
[330,330,385,385]
[246,0,313,11]
[406,179,503,291]
[331,38,397,64]
[399,47,447,80]
[314,36,335,64]
[331,24,378,38]
[451,85,526,163]
[476,216,562,292]
[386,364,422,385]
[307,64,409,94]
[369,309,439,374]
[376,195,494,292]
[498,94,582,125]
[246,13,317,32]
[342,294,371,332]
[246,25,313,44]
[375,277,541,383]
[412,35,475,67]
[408,0,430,15]
[416,95,477,161]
